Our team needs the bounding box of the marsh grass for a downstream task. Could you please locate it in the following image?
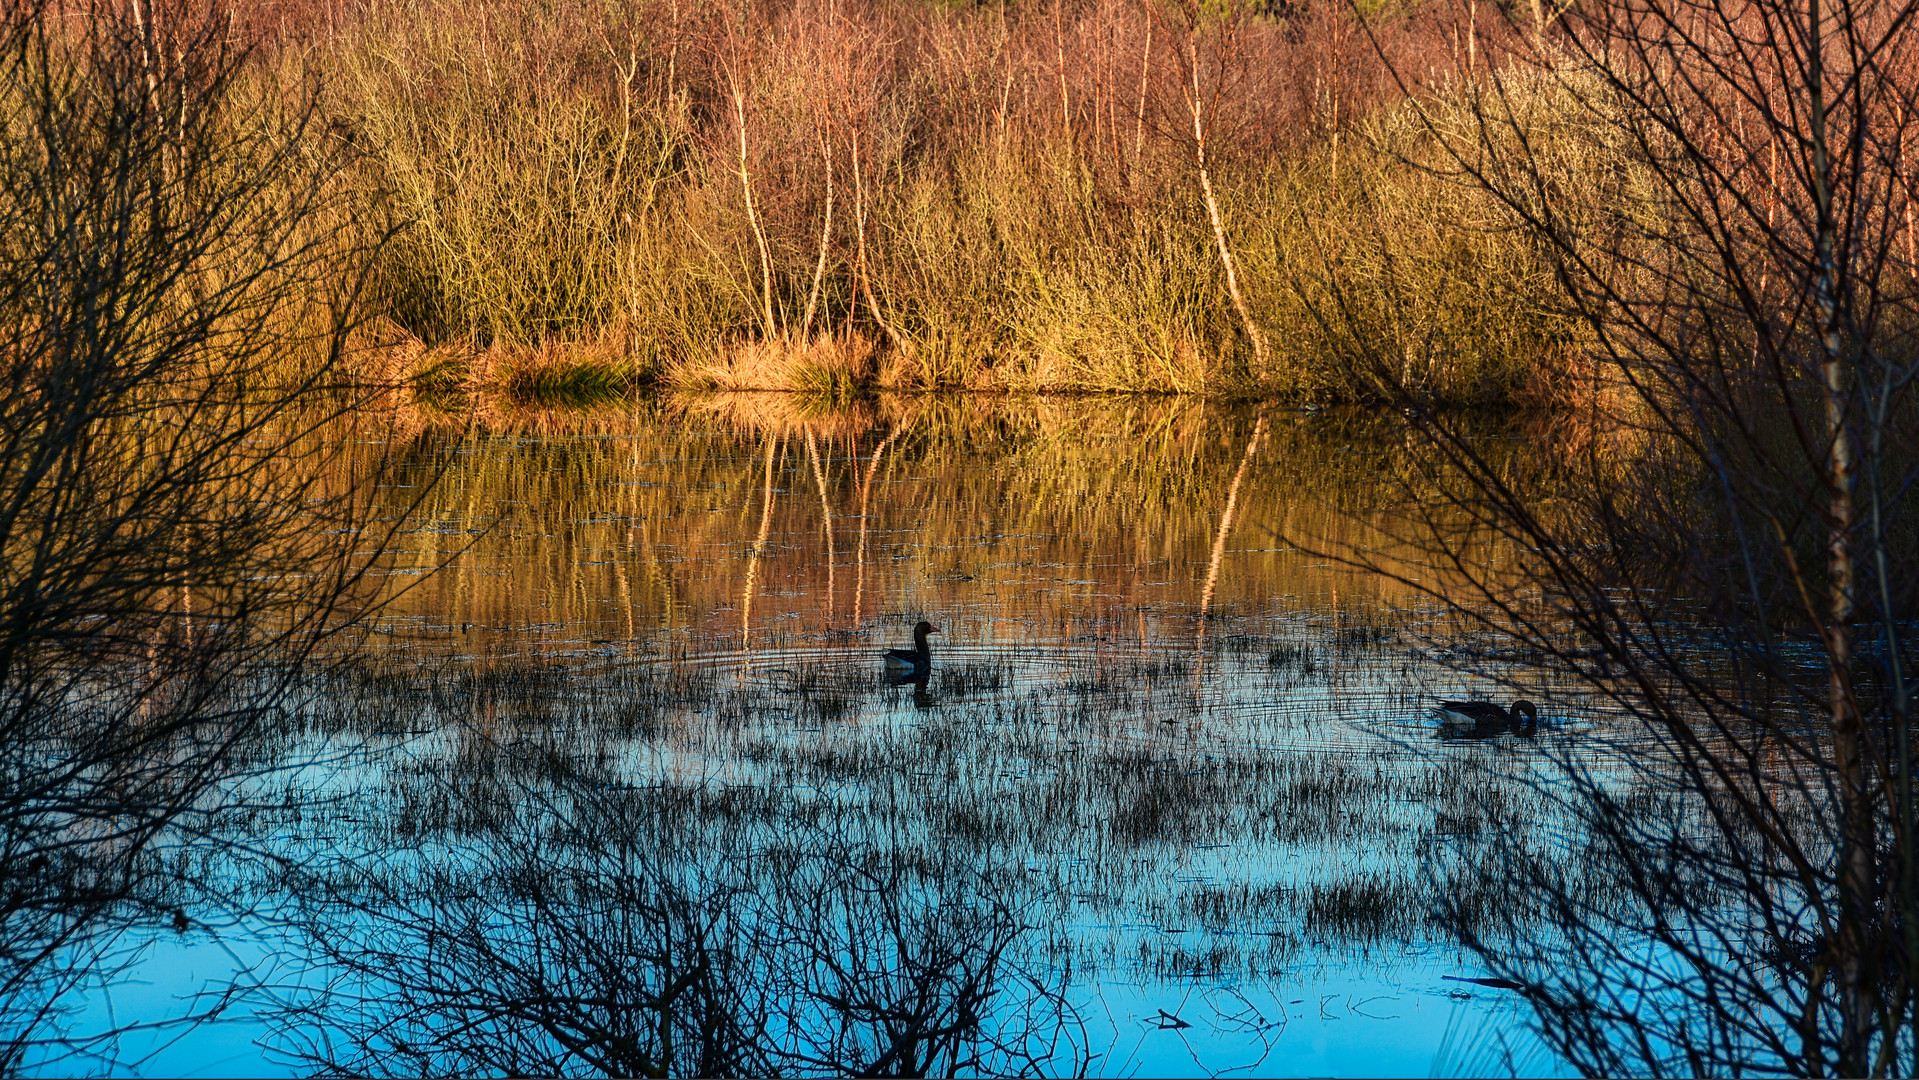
[667,333,878,395]
[250,600,1623,983]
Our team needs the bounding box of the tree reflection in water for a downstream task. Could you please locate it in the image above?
[272,751,1082,1077]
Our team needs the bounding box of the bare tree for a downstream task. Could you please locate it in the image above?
[1309,0,1919,1071]
[0,1,416,1064]
[1152,0,1269,372]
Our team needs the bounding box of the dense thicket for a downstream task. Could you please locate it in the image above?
[233,0,1579,399]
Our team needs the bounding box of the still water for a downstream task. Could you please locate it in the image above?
[66,395,1600,1077]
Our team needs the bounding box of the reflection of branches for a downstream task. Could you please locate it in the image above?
[274,743,1085,1077]
[853,427,904,626]
[1196,414,1268,669]
[806,429,837,627]
[741,434,782,655]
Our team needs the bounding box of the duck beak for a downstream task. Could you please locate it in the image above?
[928,625,942,633]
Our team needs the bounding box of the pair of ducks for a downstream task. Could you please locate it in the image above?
[887,619,1542,739]
[1436,698,1539,736]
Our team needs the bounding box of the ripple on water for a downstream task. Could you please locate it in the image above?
[85,399,1610,1076]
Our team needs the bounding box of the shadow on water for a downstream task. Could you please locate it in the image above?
[47,394,1651,1075]
[269,763,1079,1078]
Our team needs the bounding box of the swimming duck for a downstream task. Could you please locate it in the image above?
[1436,698,1539,736]
[883,620,939,674]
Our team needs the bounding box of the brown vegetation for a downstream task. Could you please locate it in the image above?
[196,0,1572,400]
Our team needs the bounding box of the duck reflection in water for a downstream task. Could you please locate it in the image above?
[885,667,937,710]
[1434,698,1540,740]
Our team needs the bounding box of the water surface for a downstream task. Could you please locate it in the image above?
[68,395,1604,1077]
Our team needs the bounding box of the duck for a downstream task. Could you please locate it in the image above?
[883,620,940,674]
[1436,698,1539,736]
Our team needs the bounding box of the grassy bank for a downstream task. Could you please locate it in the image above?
[277,0,1588,401]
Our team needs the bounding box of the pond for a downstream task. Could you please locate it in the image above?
[57,395,1621,1077]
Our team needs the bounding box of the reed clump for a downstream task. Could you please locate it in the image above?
[668,333,878,395]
